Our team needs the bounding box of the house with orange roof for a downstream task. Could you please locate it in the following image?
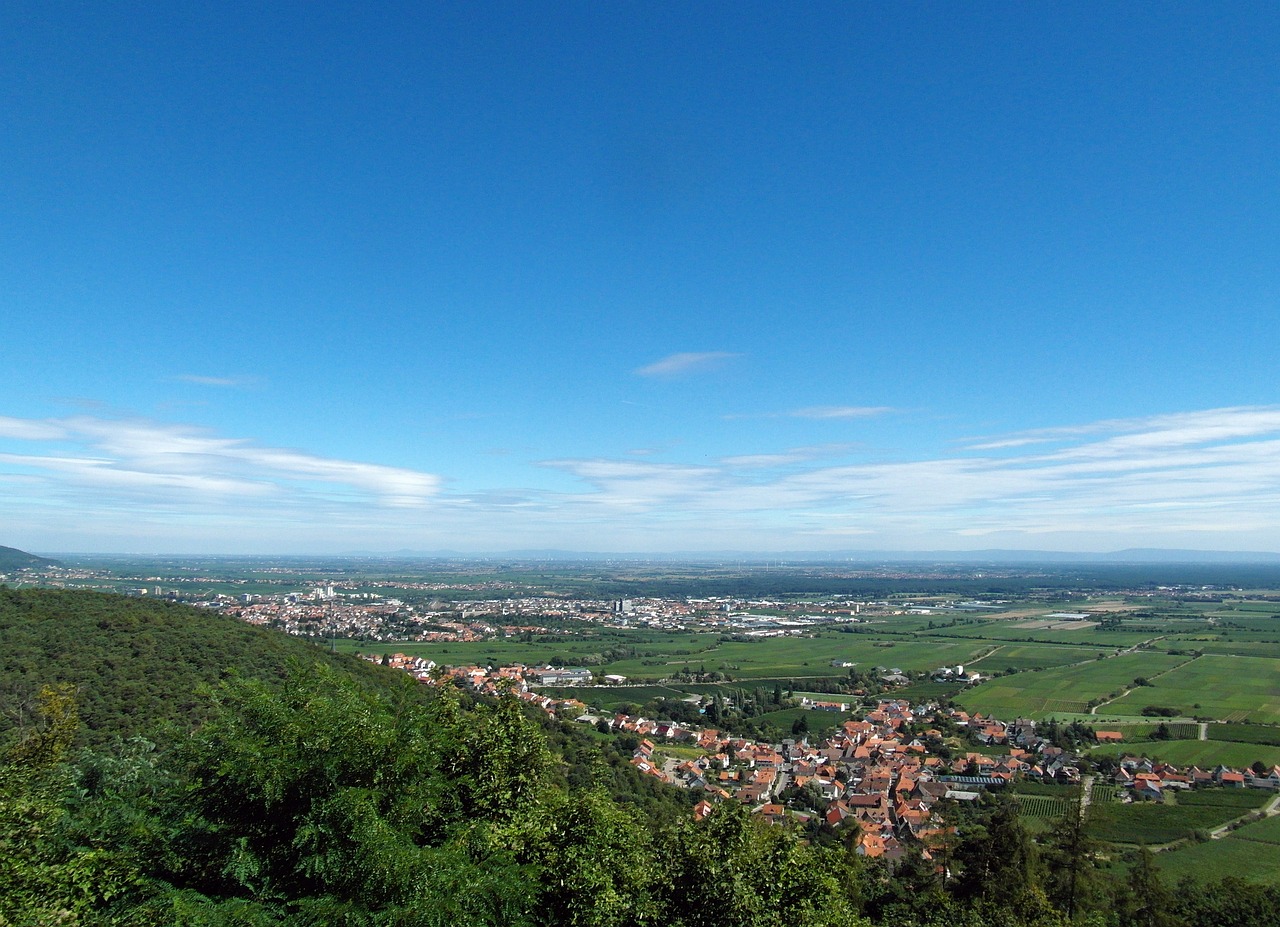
[1219,769,1246,788]
[758,803,788,825]
[1133,773,1163,800]
[825,801,850,826]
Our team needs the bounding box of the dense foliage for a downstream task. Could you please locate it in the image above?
[0,546,58,570]
[0,588,391,747]
[2,589,1279,926]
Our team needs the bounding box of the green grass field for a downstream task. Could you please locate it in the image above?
[1091,784,1120,804]
[1227,813,1280,845]
[1207,722,1280,747]
[1176,789,1274,811]
[681,635,991,680]
[931,621,1154,647]
[1139,655,1280,723]
[539,685,693,711]
[969,643,1112,672]
[752,707,847,737]
[1091,738,1280,769]
[1086,791,1268,846]
[1181,640,1280,658]
[956,652,1187,718]
[888,679,968,702]
[1154,831,1280,885]
[1089,721,1197,740]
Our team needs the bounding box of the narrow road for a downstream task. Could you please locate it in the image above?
[1198,722,1208,741]
[1080,775,1096,812]
[965,644,1004,667]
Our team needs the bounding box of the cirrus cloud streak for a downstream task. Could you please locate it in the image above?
[536,406,1280,547]
[633,351,739,378]
[6,406,1280,553]
[0,416,441,508]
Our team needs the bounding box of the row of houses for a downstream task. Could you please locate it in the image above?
[366,655,594,690]
[1113,756,1280,799]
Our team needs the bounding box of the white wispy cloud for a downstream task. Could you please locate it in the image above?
[720,444,860,469]
[964,407,1280,452]
[173,374,262,388]
[535,406,1280,547]
[633,351,739,378]
[789,405,894,420]
[0,415,440,508]
[8,405,1280,553]
[0,416,67,441]
[720,452,810,469]
[724,405,894,421]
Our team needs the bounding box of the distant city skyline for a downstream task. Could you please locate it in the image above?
[2,5,1278,554]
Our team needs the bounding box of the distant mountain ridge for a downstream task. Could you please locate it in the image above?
[0,544,59,569]
[343,546,1280,564]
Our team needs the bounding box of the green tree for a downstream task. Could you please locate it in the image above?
[144,665,539,924]
[0,685,149,924]
[952,799,1042,905]
[1043,787,1101,920]
[508,787,656,927]
[655,801,865,927]
[1122,847,1180,927]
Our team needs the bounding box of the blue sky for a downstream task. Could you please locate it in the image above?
[2,3,1279,554]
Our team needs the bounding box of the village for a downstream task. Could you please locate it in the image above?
[367,654,1280,862]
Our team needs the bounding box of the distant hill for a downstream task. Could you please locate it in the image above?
[347,546,1280,564]
[0,544,60,570]
[0,587,400,747]
[0,586,693,826]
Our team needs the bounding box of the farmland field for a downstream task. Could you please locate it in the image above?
[955,652,1188,718]
[1140,655,1280,723]
[930,622,1155,647]
[1090,784,1120,804]
[670,635,991,680]
[969,643,1111,672]
[1089,721,1197,740]
[1154,831,1280,885]
[1183,640,1280,658]
[1207,723,1280,746]
[1092,739,1280,769]
[1229,813,1280,845]
[330,588,1280,769]
[1086,791,1267,845]
[1014,794,1073,833]
[539,685,691,710]
[1012,795,1071,818]
[1176,789,1275,811]
[337,627,998,683]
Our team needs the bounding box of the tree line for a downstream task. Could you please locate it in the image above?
[3,666,1279,926]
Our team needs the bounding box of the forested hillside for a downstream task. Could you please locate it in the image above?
[1,589,1278,926]
[0,545,58,570]
[0,587,388,745]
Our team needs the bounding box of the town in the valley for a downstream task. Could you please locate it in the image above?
[370,653,1280,858]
